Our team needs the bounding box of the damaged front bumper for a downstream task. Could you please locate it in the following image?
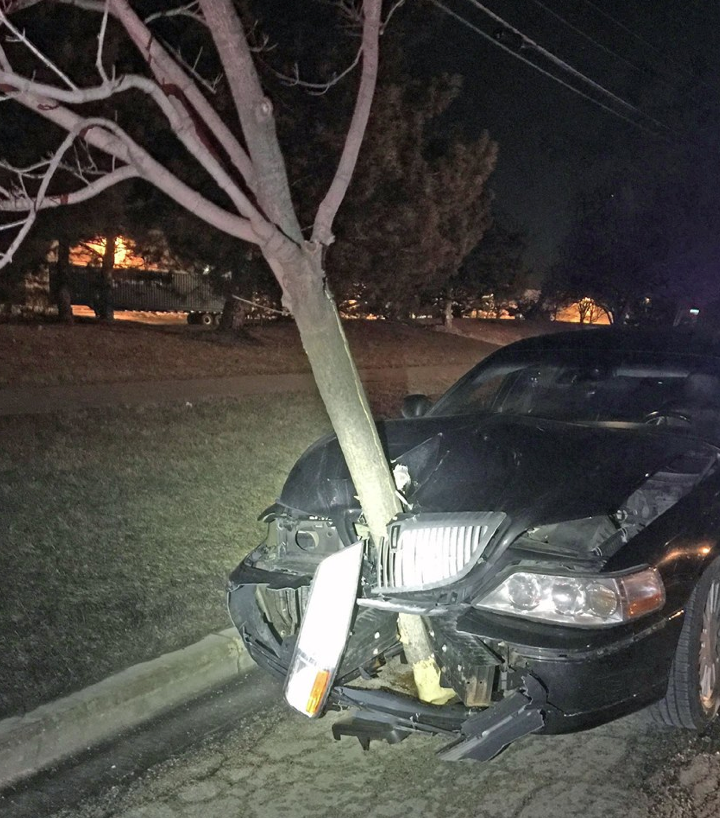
[229,555,683,761]
[228,571,547,762]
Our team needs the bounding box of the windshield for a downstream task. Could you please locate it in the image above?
[430,346,720,427]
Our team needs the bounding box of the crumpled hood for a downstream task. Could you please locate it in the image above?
[279,414,704,528]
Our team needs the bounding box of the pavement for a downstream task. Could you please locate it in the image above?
[0,365,471,416]
[5,678,720,818]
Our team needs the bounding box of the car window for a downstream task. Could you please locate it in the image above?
[445,371,509,414]
[430,347,720,427]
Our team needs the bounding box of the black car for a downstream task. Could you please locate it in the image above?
[228,328,720,761]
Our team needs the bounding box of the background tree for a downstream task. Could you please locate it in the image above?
[329,74,497,319]
[450,217,529,321]
[544,182,671,324]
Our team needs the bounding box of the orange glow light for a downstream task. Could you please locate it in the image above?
[69,236,158,269]
[627,590,664,619]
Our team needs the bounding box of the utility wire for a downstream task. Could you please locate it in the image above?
[578,0,720,112]
[462,0,674,136]
[540,0,720,126]
[530,0,677,92]
[578,0,698,82]
[429,0,675,143]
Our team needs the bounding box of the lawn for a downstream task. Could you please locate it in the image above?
[0,318,499,386]
[0,317,517,718]
[0,378,448,719]
[0,396,329,719]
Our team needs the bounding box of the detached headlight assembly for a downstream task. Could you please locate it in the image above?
[474,566,665,627]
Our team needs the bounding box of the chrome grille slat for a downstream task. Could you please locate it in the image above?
[373,512,507,593]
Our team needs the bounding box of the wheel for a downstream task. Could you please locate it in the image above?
[199,312,214,326]
[186,313,199,325]
[652,559,720,729]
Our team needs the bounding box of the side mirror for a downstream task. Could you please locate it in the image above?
[401,394,432,418]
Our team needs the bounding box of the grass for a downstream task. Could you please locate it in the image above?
[0,316,517,718]
[0,318,499,387]
[0,380,432,719]
[0,396,328,718]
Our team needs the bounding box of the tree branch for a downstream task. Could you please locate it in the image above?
[272,46,361,96]
[95,0,111,83]
[144,2,204,26]
[156,38,221,95]
[0,122,136,269]
[3,0,260,194]
[0,63,265,225]
[2,76,258,243]
[0,163,138,213]
[108,0,257,193]
[198,0,303,247]
[0,9,78,90]
[312,0,381,247]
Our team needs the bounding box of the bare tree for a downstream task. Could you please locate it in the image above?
[0,0,401,537]
[0,0,452,699]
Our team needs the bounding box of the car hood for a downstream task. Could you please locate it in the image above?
[279,413,702,529]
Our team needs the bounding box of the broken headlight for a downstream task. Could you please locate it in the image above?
[473,567,665,627]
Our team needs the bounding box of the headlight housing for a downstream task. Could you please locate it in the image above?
[473,566,665,627]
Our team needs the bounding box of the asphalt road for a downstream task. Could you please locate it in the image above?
[4,670,720,818]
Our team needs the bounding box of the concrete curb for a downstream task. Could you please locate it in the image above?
[0,628,253,791]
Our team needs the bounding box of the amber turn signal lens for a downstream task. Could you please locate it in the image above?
[305,670,331,716]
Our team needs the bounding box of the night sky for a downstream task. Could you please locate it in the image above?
[416,0,720,273]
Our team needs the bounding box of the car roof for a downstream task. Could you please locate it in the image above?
[504,327,720,360]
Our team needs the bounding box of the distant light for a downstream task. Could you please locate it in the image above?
[690,308,700,316]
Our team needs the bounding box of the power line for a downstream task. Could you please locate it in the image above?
[429,0,674,142]
[530,0,678,91]
[577,0,697,82]
[537,0,720,126]
[462,0,674,136]
[577,0,720,111]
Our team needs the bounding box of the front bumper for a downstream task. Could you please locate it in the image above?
[228,566,684,756]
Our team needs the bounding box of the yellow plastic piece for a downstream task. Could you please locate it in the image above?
[411,657,457,705]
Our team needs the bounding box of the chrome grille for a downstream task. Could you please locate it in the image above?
[373,512,506,593]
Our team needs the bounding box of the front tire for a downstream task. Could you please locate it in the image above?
[653,559,720,730]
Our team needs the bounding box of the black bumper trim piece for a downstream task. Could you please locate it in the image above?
[437,675,546,761]
[330,676,547,762]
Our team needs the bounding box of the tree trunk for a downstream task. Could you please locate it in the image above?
[269,244,401,545]
[97,234,116,321]
[442,293,454,331]
[51,240,74,324]
[218,295,247,333]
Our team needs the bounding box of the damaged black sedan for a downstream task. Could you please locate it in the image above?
[228,328,720,761]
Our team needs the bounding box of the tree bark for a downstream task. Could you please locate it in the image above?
[51,240,74,323]
[97,233,115,321]
[267,243,401,544]
[218,295,246,333]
